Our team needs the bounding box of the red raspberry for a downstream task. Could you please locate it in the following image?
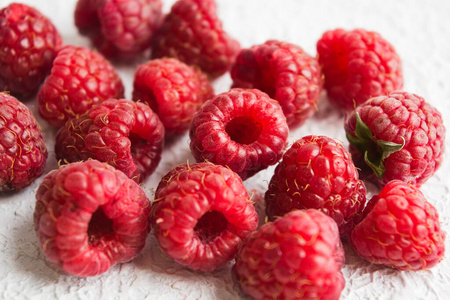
[74,0,163,60]
[55,99,164,183]
[151,162,258,272]
[151,0,240,79]
[189,88,289,180]
[265,135,367,236]
[231,40,322,128]
[0,3,62,98]
[37,45,125,127]
[317,28,403,111]
[350,180,446,271]
[233,209,345,300]
[0,92,47,192]
[34,160,152,277]
[344,91,445,187]
[132,58,214,138]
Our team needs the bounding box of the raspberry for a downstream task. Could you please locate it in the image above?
[132,58,214,138]
[34,160,152,277]
[317,28,403,111]
[344,91,445,187]
[37,45,125,127]
[151,162,258,272]
[74,0,163,60]
[0,3,62,98]
[233,209,345,300]
[151,0,240,79]
[350,180,445,271]
[189,88,289,180]
[0,92,47,192]
[231,40,322,128]
[55,99,164,183]
[265,135,367,236]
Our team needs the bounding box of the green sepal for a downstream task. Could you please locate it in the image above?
[364,151,385,178]
[377,138,405,160]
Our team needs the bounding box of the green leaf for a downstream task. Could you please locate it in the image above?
[364,151,385,178]
[377,138,405,160]
[354,112,373,141]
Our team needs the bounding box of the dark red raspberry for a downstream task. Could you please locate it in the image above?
[132,58,214,138]
[345,91,445,187]
[151,0,240,79]
[37,45,125,127]
[189,88,289,180]
[0,92,47,192]
[74,0,163,60]
[317,28,403,111]
[231,40,322,128]
[151,162,258,272]
[55,99,164,183]
[233,209,345,300]
[351,180,445,271]
[0,3,62,98]
[265,135,367,236]
[34,160,152,277]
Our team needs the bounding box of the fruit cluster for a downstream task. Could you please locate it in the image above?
[0,1,446,299]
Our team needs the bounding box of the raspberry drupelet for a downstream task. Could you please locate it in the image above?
[74,0,163,60]
[189,88,289,180]
[132,58,214,138]
[231,40,322,128]
[151,162,258,272]
[265,135,367,236]
[34,160,152,277]
[38,45,125,127]
[351,180,446,271]
[151,0,240,79]
[0,92,48,192]
[0,3,62,98]
[55,99,164,183]
[317,28,403,111]
[345,91,445,187]
[233,209,345,300]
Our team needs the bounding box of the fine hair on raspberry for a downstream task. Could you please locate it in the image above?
[189,88,289,180]
[34,160,152,277]
[233,209,345,300]
[350,180,446,271]
[265,135,367,236]
[231,40,323,128]
[55,99,165,183]
[151,162,258,272]
[38,45,125,127]
[0,92,48,192]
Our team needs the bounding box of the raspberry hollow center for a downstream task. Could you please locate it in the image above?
[225,116,262,145]
[194,210,228,242]
[88,208,115,245]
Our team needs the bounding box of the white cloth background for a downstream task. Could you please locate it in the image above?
[0,0,449,299]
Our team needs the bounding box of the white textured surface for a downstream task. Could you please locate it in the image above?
[1,0,450,299]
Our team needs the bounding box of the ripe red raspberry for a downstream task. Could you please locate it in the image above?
[350,180,445,271]
[344,91,445,187]
[265,135,367,236]
[233,209,345,300]
[231,40,322,128]
[151,162,258,272]
[0,92,47,192]
[132,58,214,138]
[0,3,62,98]
[34,160,152,277]
[55,99,164,183]
[151,0,240,79]
[37,45,125,127]
[74,0,163,60]
[189,88,289,180]
[317,28,403,111]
